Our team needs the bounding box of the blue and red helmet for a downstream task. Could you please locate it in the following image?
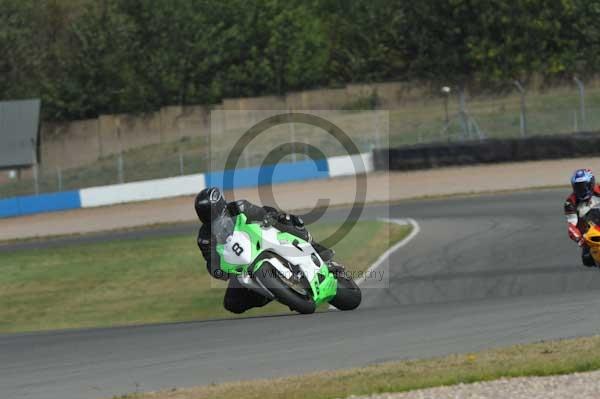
[571,169,596,201]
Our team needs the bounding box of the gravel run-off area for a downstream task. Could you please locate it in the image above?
[352,370,600,399]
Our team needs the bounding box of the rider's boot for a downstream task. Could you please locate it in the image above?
[582,246,596,267]
[223,278,271,314]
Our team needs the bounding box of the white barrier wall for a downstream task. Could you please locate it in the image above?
[78,154,370,209]
[327,153,373,178]
[80,173,206,208]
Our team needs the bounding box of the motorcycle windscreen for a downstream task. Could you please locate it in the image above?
[214,215,254,265]
[212,215,235,244]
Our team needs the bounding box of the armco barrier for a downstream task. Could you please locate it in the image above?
[373,133,600,171]
[0,153,371,218]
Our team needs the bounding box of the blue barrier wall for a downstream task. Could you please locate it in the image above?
[0,197,20,218]
[205,159,329,190]
[0,191,81,218]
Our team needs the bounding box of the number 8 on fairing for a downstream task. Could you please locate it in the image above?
[232,242,244,256]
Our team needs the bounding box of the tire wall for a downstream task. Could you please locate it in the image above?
[374,133,600,171]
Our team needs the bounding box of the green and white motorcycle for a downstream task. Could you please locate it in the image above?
[214,212,362,314]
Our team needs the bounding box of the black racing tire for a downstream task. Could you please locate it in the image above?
[254,263,316,314]
[582,250,596,267]
[330,275,362,311]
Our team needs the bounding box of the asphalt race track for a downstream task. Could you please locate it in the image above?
[4,189,600,399]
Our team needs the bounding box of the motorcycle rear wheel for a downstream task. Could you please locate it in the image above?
[254,263,316,314]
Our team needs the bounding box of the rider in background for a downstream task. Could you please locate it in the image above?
[564,169,600,267]
[195,187,334,313]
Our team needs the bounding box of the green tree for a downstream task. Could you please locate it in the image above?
[572,0,600,77]
[2,0,600,121]
[215,0,328,97]
[48,0,138,119]
[403,0,587,86]
[318,0,408,83]
[0,0,41,99]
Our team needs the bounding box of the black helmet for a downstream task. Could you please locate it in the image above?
[195,187,227,224]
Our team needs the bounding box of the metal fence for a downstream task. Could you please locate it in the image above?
[389,79,600,147]
[1,80,600,199]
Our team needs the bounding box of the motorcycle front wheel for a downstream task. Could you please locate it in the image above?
[254,263,316,314]
[330,274,362,311]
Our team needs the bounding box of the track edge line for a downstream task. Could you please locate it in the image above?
[329,218,420,310]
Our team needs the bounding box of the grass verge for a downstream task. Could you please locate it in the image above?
[0,220,410,333]
[111,335,600,399]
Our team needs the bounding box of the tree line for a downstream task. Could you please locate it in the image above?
[1,0,598,121]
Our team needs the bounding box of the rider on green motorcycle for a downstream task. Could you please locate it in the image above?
[195,187,335,313]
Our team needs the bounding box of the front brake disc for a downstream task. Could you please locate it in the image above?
[278,271,309,296]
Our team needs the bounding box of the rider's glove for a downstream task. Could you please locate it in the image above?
[226,201,242,216]
[277,212,305,228]
[568,224,583,244]
[290,214,305,228]
[277,213,292,224]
